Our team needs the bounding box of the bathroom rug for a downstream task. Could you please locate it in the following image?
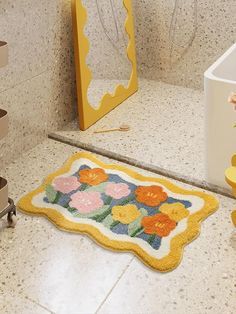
[18,152,218,272]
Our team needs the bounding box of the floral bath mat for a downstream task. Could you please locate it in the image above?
[18,152,218,272]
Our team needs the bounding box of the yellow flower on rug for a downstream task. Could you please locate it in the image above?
[112,204,141,224]
[17,152,219,272]
[159,202,189,222]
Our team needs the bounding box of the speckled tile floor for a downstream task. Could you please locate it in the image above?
[50,79,219,194]
[0,139,235,314]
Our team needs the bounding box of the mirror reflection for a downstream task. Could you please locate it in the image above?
[82,0,132,109]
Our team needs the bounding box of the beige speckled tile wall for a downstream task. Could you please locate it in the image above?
[1,0,236,167]
[0,0,76,167]
[133,0,236,89]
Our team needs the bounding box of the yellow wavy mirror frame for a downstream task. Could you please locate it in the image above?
[225,155,236,227]
[71,0,138,130]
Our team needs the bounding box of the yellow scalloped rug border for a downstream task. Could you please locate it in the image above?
[18,152,219,272]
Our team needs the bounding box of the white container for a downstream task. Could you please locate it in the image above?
[205,43,236,189]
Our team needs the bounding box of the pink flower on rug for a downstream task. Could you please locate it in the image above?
[53,176,81,194]
[69,191,104,213]
[105,182,130,199]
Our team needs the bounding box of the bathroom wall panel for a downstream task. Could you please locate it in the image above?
[133,0,236,89]
[0,72,49,167]
[0,1,54,92]
[0,0,76,166]
[0,68,76,168]
[0,0,235,166]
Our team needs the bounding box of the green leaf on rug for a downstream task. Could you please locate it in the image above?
[93,206,112,222]
[80,183,88,191]
[104,196,113,205]
[119,195,135,206]
[102,214,114,228]
[139,208,148,216]
[45,185,59,203]
[128,219,143,237]
[128,208,148,237]
[86,182,108,193]
[148,234,156,245]
[67,207,78,214]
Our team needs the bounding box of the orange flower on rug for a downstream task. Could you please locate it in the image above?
[135,186,168,206]
[141,213,176,237]
[18,152,218,272]
[79,168,108,186]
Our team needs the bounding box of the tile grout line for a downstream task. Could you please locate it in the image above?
[24,295,56,314]
[48,134,234,199]
[0,69,49,95]
[94,257,135,314]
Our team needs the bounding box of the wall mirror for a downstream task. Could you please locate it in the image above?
[72,0,138,130]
